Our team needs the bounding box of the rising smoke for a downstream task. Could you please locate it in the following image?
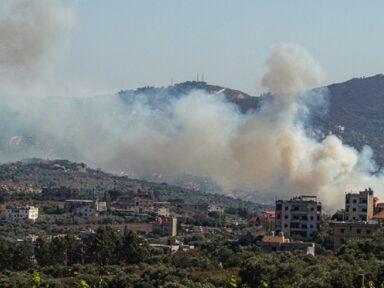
[0,0,75,94]
[0,1,383,207]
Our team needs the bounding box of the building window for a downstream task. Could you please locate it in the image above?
[362,208,367,212]
[357,229,361,234]
[285,206,289,211]
[284,215,288,219]
[310,224,314,229]
[284,224,288,228]
[277,215,281,220]
[311,207,314,211]
[310,216,314,220]
[366,229,371,234]
[353,199,357,203]
[352,208,357,212]
[340,229,345,233]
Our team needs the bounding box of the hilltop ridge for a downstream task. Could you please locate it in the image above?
[118,75,384,166]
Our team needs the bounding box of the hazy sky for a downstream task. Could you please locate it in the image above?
[53,0,384,97]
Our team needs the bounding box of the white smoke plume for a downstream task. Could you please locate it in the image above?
[261,43,326,95]
[0,0,75,93]
[0,0,382,208]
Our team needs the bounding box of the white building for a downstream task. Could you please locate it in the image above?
[208,204,225,214]
[5,206,39,222]
[157,207,170,217]
[96,201,107,212]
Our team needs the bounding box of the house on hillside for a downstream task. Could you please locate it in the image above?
[115,190,155,213]
[154,202,171,216]
[5,205,39,222]
[208,204,225,214]
[64,199,107,217]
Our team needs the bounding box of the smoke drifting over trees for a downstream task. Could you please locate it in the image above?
[0,1,383,207]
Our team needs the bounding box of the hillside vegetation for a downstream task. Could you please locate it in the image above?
[0,159,266,212]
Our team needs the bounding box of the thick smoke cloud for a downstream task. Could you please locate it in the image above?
[261,43,326,95]
[0,0,383,208]
[0,0,74,93]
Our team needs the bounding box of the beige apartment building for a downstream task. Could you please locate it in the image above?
[330,221,381,250]
[275,196,321,240]
[345,188,376,221]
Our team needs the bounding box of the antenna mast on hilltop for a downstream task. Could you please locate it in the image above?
[202,74,204,82]
[196,72,199,81]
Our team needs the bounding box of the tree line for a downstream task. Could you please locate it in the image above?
[0,227,149,270]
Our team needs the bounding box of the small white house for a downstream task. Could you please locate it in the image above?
[96,201,107,212]
[5,206,39,222]
[157,207,170,217]
[208,204,225,214]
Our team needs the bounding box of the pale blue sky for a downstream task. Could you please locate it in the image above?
[56,1,384,96]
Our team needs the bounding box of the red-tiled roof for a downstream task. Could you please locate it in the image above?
[249,215,275,223]
[376,202,384,208]
[373,210,384,219]
[262,210,275,216]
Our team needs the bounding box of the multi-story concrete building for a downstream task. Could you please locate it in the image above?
[5,206,39,222]
[64,200,107,217]
[115,190,155,213]
[330,221,381,250]
[275,196,321,240]
[345,188,376,221]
